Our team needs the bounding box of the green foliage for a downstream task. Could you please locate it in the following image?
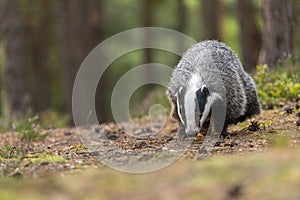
[0,111,71,157]
[14,116,48,155]
[254,64,300,106]
[39,110,70,129]
[0,145,20,159]
[0,111,70,133]
[15,116,48,140]
[222,11,240,56]
[0,111,69,158]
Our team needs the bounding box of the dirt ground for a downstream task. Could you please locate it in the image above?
[0,105,300,199]
[0,105,299,178]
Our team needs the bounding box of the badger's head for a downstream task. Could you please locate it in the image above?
[176,84,212,137]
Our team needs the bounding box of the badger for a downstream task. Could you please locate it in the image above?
[167,40,261,138]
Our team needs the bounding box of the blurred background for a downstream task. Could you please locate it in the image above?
[0,0,299,126]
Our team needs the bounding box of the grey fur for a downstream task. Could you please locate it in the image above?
[167,40,261,135]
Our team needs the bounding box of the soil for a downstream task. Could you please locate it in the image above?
[0,105,299,177]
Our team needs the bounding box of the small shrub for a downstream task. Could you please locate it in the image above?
[0,145,20,159]
[254,64,300,107]
[14,116,49,155]
[0,111,70,133]
[39,110,70,129]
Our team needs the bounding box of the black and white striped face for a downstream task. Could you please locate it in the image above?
[176,85,211,137]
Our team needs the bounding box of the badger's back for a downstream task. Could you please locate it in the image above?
[167,40,260,125]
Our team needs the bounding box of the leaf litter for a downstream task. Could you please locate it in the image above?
[0,105,299,177]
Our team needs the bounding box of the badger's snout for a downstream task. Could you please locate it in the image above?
[186,130,198,137]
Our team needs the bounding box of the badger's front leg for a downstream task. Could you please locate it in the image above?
[198,100,226,157]
[198,118,221,158]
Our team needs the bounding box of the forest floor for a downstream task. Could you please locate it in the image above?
[0,104,300,199]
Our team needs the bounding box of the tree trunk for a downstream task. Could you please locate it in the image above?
[177,0,186,33]
[143,0,155,64]
[258,0,293,67]
[141,0,157,93]
[2,0,28,118]
[177,0,187,53]
[23,0,53,112]
[293,0,300,57]
[237,0,261,72]
[58,0,102,119]
[201,0,223,40]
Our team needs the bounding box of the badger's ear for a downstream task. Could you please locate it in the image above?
[201,85,210,97]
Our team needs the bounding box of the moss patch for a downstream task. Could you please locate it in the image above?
[24,154,66,163]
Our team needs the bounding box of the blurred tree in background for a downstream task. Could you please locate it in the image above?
[294,0,300,57]
[201,0,223,40]
[0,0,299,124]
[23,0,54,113]
[236,0,261,71]
[58,0,102,119]
[2,0,27,118]
[258,0,294,67]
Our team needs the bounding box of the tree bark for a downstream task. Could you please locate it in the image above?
[258,0,294,67]
[293,0,300,57]
[177,0,187,53]
[201,0,223,40]
[58,0,102,119]
[177,0,186,33]
[23,0,53,112]
[237,0,261,72]
[141,0,158,93]
[2,0,28,118]
[143,0,155,64]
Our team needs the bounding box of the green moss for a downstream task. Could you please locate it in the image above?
[268,134,290,148]
[25,154,66,163]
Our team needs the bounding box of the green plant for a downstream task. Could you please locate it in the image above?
[0,111,70,133]
[39,110,70,129]
[14,116,49,155]
[0,145,20,159]
[254,64,300,106]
